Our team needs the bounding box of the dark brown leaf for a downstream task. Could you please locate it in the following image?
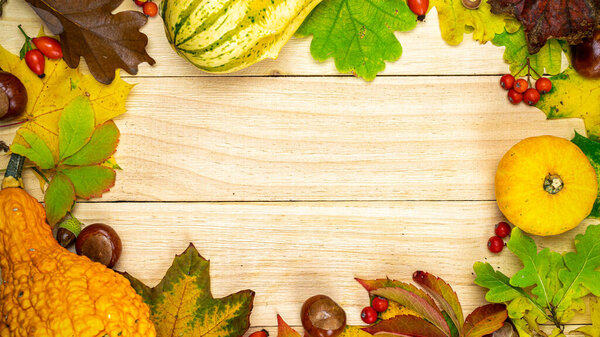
[488,0,600,54]
[25,0,155,84]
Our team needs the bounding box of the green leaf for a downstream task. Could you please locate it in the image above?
[572,132,600,218]
[492,28,564,77]
[44,173,75,226]
[575,297,600,337]
[123,244,255,337]
[463,304,507,337]
[507,228,564,308]
[61,165,116,199]
[11,129,55,169]
[412,271,464,332]
[58,96,95,160]
[473,262,527,303]
[63,121,120,166]
[362,315,449,337]
[296,0,417,81]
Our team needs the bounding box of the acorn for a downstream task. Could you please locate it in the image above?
[56,218,82,248]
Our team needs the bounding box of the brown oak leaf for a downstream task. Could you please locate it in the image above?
[488,0,600,54]
[0,0,6,17]
[25,0,155,84]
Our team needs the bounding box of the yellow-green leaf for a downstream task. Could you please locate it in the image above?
[58,96,95,160]
[123,244,255,337]
[574,297,600,337]
[63,121,120,166]
[11,129,55,169]
[61,165,116,199]
[44,173,75,226]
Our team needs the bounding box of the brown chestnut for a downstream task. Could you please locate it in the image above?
[301,295,346,337]
[0,70,27,119]
[572,30,600,78]
[75,223,122,268]
[462,0,481,9]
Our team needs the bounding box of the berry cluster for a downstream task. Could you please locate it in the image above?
[18,25,63,78]
[487,221,512,254]
[361,296,389,324]
[134,0,159,17]
[500,59,552,106]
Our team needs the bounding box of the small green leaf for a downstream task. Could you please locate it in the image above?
[473,262,526,303]
[63,121,120,166]
[59,96,95,160]
[11,129,55,169]
[61,166,116,199]
[572,132,600,218]
[44,173,75,226]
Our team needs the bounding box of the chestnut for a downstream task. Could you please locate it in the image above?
[75,223,122,268]
[0,70,28,120]
[462,0,481,9]
[301,295,346,337]
[571,30,600,78]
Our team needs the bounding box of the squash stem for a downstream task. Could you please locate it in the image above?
[543,174,563,194]
[2,153,25,189]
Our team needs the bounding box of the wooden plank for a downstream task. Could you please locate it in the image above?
[0,76,584,201]
[68,201,598,327]
[0,1,567,77]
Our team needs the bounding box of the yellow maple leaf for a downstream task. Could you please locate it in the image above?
[433,0,520,45]
[0,43,132,161]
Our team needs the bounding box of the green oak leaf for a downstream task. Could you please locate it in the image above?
[575,297,600,337]
[572,132,600,218]
[58,96,95,160]
[44,173,75,226]
[61,166,116,199]
[296,0,417,81]
[123,244,255,337]
[473,262,526,303]
[11,129,55,169]
[63,120,120,166]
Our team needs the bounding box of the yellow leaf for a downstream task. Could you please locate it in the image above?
[574,297,600,337]
[381,300,422,320]
[0,43,132,161]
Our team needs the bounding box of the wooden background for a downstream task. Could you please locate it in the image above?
[0,1,597,335]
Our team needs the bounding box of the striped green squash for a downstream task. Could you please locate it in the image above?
[161,0,322,73]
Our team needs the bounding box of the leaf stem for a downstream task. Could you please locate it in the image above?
[0,120,26,128]
[31,166,49,183]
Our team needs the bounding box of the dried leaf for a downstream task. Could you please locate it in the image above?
[488,0,600,54]
[412,271,464,332]
[25,0,155,84]
[124,244,255,337]
[363,315,448,337]
[462,304,508,337]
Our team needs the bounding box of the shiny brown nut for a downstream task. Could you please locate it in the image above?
[76,223,122,268]
[301,295,346,337]
[0,70,28,119]
[572,30,600,78]
[462,0,481,9]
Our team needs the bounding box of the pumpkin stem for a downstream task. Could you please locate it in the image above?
[2,153,25,189]
[544,174,563,194]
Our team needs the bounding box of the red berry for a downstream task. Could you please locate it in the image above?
[514,78,528,93]
[371,297,388,313]
[134,0,147,6]
[500,74,515,90]
[407,0,429,18]
[507,89,523,104]
[523,88,541,106]
[535,77,552,94]
[361,306,377,324]
[32,36,63,59]
[143,1,158,16]
[25,49,45,78]
[488,236,504,253]
[495,222,511,238]
[248,330,269,337]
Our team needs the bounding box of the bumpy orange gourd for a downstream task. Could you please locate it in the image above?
[0,187,156,337]
[495,135,598,236]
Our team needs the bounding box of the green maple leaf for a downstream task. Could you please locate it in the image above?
[296,0,417,81]
[492,27,565,77]
[572,132,600,218]
[123,244,255,337]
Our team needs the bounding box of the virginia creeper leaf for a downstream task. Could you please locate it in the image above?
[123,244,255,337]
[356,278,437,308]
[44,173,75,226]
[575,297,600,337]
[537,67,600,140]
[492,28,565,77]
[462,304,507,337]
[296,0,417,81]
[473,262,527,303]
[24,0,155,84]
[412,271,464,331]
[488,0,599,54]
[362,315,448,337]
[63,121,120,166]
[572,132,600,218]
[432,0,519,45]
[58,96,95,160]
[61,166,116,199]
[11,129,55,170]
[372,287,450,335]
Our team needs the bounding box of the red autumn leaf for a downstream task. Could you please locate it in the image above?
[412,271,464,332]
[462,304,508,337]
[363,315,448,337]
[488,0,600,54]
[25,0,155,84]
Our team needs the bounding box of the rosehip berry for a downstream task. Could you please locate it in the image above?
[500,74,515,90]
[135,0,147,5]
[535,77,552,94]
[514,78,528,93]
[248,330,269,337]
[488,236,504,253]
[143,1,158,16]
[25,49,45,78]
[495,221,511,238]
[508,89,523,104]
[523,88,541,106]
[371,296,389,313]
[361,306,377,324]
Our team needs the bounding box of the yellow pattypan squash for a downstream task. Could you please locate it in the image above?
[0,154,156,337]
[495,135,598,236]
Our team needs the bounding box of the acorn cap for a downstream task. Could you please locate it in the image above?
[58,218,83,236]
